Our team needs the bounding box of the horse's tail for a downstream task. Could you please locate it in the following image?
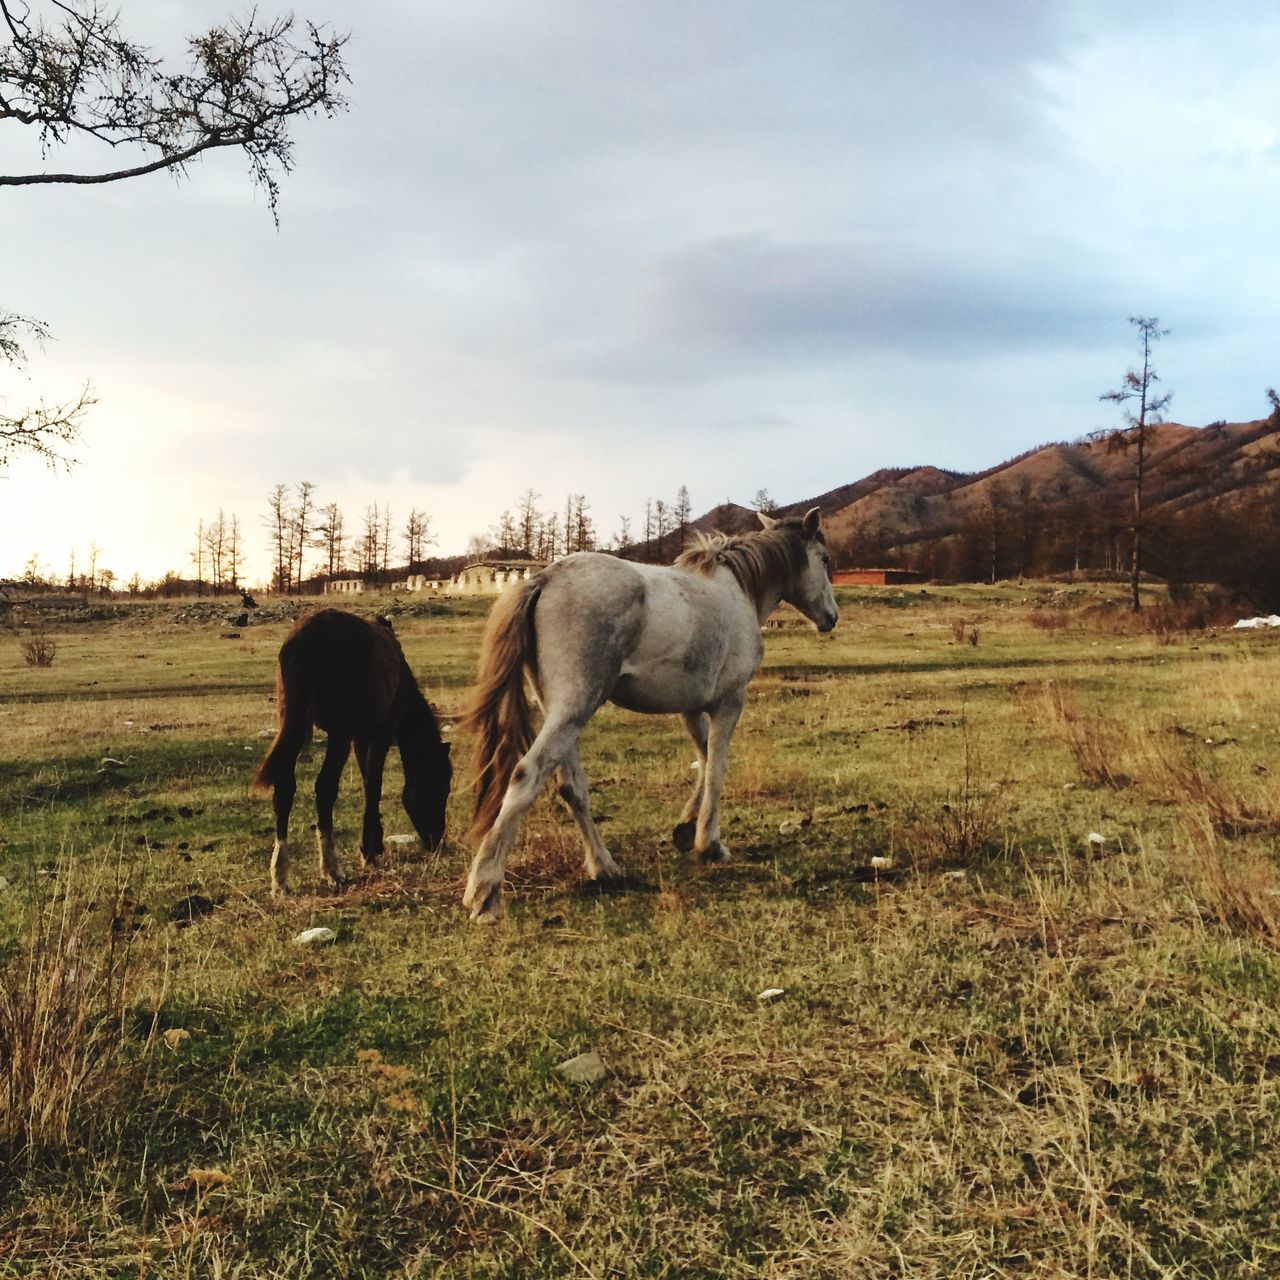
[464,576,542,843]
[250,653,313,794]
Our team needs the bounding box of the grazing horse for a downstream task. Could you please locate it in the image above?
[462,508,838,921]
[251,609,452,895]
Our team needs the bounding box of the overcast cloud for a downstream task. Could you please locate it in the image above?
[2,0,1279,582]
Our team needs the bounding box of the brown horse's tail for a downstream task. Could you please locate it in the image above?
[250,657,313,794]
[464,576,542,843]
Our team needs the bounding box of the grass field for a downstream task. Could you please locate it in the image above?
[3,583,1280,1278]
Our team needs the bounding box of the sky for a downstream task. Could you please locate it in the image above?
[3,0,1280,586]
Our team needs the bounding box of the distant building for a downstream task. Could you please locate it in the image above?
[321,560,545,597]
[450,560,544,595]
[832,568,923,586]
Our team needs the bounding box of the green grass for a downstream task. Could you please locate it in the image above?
[2,587,1280,1277]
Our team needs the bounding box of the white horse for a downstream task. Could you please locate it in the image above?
[461,508,839,921]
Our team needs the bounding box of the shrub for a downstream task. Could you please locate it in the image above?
[20,633,56,668]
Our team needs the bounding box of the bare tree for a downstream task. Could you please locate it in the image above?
[1100,316,1172,613]
[0,2,349,215]
[516,488,540,555]
[313,501,345,578]
[0,311,93,470]
[380,503,392,574]
[1,3,348,470]
[614,513,632,552]
[673,484,692,553]
[404,507,434,569]
[290,481,315,592]
[190,518,206,595]
[487,509,517,555]
[226,513,242,590]
[751,487,777,514]
[653,498,669,562]
[360,503,381,577]
[264,483,291,593]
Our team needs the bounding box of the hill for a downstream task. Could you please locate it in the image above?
[755,417,1280,602]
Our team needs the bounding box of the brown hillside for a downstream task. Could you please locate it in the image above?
[760,419,1280,566]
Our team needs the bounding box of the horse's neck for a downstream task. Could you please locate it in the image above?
[726,568,783,626]
[398,681,440,747]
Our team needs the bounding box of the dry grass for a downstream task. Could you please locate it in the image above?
[1020,681,1131,789]
[3,587,1280,1276]
[1175,808,1280,948]
[0,863,142,1167]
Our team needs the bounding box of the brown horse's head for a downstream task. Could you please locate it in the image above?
[402,737,452,850]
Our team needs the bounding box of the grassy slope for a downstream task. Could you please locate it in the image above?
[2,585,1280,1278]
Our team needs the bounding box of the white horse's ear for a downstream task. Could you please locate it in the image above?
[802,506,822,535]
[757,511,778,530]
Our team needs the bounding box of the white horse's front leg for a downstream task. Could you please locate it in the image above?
[694,694,745,864]
[673,711,709,853]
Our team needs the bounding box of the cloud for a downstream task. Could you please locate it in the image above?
[570,233,1122,382]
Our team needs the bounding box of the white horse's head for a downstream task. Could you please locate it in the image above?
[759,507,839,633]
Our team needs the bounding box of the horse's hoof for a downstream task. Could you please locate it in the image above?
[672,822,696,853]
[468,885,504,923]
[698,842,730,865]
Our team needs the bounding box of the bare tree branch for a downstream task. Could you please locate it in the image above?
[0,4,350,217]
[0,382,94,470]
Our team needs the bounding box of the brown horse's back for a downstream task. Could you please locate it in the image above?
[252,610,405,792]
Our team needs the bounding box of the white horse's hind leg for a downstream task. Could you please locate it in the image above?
[673,711,709,853]
[556,746,621,882]
[694,693,745,864]
[463,719,582,921]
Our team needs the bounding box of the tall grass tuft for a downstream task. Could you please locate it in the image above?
[0,868,140,1167]
[902,716,1010,866]
[1022,681,1130,788]
[1177,808,1280,948]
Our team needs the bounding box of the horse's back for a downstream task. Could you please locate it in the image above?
[533,554,759,714]
[279,610,402,735]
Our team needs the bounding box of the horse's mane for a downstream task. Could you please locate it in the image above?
[675,519,818,609]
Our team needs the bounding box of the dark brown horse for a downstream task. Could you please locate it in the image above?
[251,609,452,895]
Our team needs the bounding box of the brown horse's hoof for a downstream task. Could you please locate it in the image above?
[672,822,696,853]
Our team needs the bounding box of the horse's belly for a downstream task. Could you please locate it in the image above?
[610,670,715,714]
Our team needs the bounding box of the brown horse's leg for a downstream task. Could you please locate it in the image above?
[355,734,391,870]
[315,733,351,886]
[269,762,298,896]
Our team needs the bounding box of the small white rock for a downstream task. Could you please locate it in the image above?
[294,926,337,946]
[256,728,276,740]
[385,834,418,848]
[756,987,786,1003]
[869,855,894,870]
[1086,832,1107,846]
[941,869,967,881]
[555,1051,608,1084]
[0,876,10,891]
